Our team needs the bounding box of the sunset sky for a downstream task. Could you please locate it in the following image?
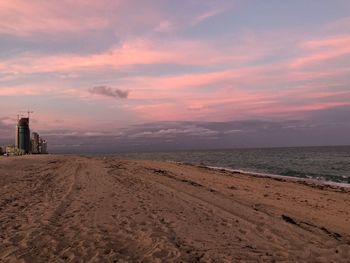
[0,0,350,152]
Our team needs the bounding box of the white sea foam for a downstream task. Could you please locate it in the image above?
[168,160,350,189]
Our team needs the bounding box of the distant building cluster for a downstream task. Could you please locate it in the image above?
[1,116,48,156]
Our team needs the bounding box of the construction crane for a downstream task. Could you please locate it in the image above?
[19,110,34,119]
[18,110,34,125]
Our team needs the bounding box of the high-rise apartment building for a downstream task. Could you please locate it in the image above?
[15,124,19,148]
[31,132,40,154]
[17,118,31,153]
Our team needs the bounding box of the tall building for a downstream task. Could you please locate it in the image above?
[17,118,31,153]
[15,124,19,148]
[42,139,48,154]
[31,132,40,154]
[39,138,48,154]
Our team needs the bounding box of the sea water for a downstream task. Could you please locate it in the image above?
[112,145,350,185]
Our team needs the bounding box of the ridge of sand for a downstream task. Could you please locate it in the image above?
[0,155,349,262]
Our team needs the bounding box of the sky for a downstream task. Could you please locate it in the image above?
[0,0,350,152]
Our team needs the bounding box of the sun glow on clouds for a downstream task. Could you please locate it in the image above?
[0,0,350,135]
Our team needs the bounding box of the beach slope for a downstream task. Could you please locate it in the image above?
[0,155,349,262]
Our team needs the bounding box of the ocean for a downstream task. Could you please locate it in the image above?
[111,145,350,185]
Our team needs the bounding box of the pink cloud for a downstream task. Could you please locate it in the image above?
[32,112,97,131]
[152,2,233,33]
[127,72,350,122]
[153,20,174,33]
[301,90,350,99]
[0,1,233,38]
[191,6,230,26]
[130,98,350,123]
[1,37,271,75]
[257,102,350,116]
[303,35,350,48]
[0,1,110,36]
[290,35,350,69]
[0,86,58,96]
[0,85,95,104]
[326,16,350,32]
[2,44,348,125]
[129,87,278,121]
[131,103,187,121]
[127,61,347,101]
[1,9,350,128]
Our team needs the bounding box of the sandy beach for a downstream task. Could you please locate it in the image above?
[0,155,349,262]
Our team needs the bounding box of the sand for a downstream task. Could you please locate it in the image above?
[0,155,349,262]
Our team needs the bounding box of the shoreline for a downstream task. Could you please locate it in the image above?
[2,154,349,188]
[3,152,349,187]
[167,160,350,189]
[207,165,350,189]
